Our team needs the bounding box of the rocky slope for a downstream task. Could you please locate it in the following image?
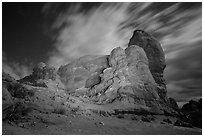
[2,30,202,135]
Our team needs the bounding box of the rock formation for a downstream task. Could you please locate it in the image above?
[86,46,159,104]
[19,62,64,89]
[179,99,202,128]
[10,30,174,115]
[21,62,57,82]
[128,30,167,101]
[182,99,202,111]
[57,30,173,114]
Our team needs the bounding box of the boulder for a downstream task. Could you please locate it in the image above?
[128,30,167,100]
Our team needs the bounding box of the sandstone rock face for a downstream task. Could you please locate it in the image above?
[58,55,109,90]
[128,30,167,100]
[86,45,159,105]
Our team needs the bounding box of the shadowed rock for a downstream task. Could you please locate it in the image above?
[182,99,201,111]
[180,99,202,128]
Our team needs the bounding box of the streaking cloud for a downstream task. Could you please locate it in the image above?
[44,3,132,67]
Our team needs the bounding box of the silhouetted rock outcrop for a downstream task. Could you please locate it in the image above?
[182,99,202,111]
[180,99,202,128]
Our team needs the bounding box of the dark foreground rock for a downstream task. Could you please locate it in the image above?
[180,99,202,128]
[174,120,193,128]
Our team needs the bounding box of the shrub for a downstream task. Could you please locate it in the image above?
[53,107,66,115]
[117,114,124,119]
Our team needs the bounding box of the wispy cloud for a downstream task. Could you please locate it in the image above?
[2,51,32,80]
[43,3,132,68]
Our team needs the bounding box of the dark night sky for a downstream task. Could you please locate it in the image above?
[3,3,52,64]
[2,2,202,105]
[3,2,102,64]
